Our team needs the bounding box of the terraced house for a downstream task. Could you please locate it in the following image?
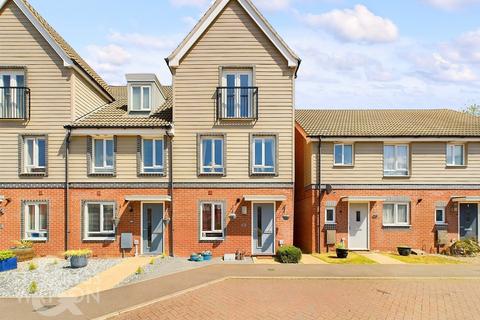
[0,0,299,257]
[294,110,480,254]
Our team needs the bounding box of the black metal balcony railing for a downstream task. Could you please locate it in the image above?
[216,87,258,120]
[0,87,30,120]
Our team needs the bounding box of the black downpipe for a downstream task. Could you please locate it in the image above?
[317,137,322,253]
[64,127,72,251]
[166,128,174,257]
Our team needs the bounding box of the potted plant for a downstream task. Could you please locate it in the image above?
[10,240,35,262]
[64,249,92,268]
[0,250,17,272]
[190,253,203,262]
[335,243,349,259]
[201,250,212,261]
[397,246,412,256]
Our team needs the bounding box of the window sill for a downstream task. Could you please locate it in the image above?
[325,222,336,225]
[251,172,277,177]
[24,238,47,242]
[445,165,467,169]
[83,237,115,242]
[139,172,165,177]
[383,224,411,228]
[383,174,410,178]
[200,238,224,242]
[333,165,354,168]
[19,172,47,177]
[199,172,225,176]
[89,172,115,177]
[435,223,448,226]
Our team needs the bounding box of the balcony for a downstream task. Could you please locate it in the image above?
[0,87,30,120]
[216,87,258,120]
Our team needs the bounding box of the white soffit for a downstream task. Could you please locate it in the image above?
[243,195,287,202]
[451,196,480,202]
[342,196,387,202]
[125,195,172,202]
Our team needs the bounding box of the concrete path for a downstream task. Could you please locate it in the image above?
[356,252,405,264]
[301,254,327,264]
[60,256,154,297]
[252,257,280,264]
[3,264,480,320]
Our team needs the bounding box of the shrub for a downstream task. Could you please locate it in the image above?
[450,239,480,256]
[28,281,38,294]
[135,266,144,275]
[64,249,92,258]
[149,258,155,265]
[0,250,15,261]
[276,245,302,263]
[28,262,37,271]
[13,240,33,249]
[335,242,346,250]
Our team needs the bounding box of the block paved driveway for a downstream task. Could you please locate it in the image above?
[113,278,480,320]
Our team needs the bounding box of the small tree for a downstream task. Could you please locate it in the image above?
[464,104,480,116]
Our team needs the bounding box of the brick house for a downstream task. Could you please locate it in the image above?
[0,0,300,257]
[294,109,480,254]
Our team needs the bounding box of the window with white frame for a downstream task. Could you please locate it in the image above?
[131,85,151,111]
[446,144,465,166]
[93,138,114,173]
[1,70,27,119]
[200,136,224,174]
[24,136,46,173]
[435,207,445,224]
[384,144,409,176]
[142,138,164,173]
[325,207,335,224]
[221,70,253,118]
[334,144,353,166]
[252,136,276,174]
[200,202,224,240]
[84,202,115,240]
[383,203,409,226]
[24,202,48,240]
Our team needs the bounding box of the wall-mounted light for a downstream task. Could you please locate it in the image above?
[241,206,247,215]
[229,212,237,220]
[128,205,133,213]
[282,206,290,221]
[417,198,423,204]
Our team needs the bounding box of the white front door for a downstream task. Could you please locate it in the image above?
[348,203,369,250]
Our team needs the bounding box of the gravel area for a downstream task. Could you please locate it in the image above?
[0,257,121,297]
[118,256,253,287]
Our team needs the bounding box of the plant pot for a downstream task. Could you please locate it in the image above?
[336,248,349,259]
[70,255,88,268]
[201,253,212,261]
[397,247,411,256]
[0,257,17,272]
[190,254,203,262]
[10,248,35,262]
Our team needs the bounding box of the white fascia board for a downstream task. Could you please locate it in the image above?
[125,195,172,202]
[310,137,480,142]
[11,0,73,67]
[70,128,168,136]
[168,0,298,68]
[243,195,287,201]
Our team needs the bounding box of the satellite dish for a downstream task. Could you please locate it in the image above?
[325,184,333,194]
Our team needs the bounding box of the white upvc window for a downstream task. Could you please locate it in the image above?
[221,70,253,118]
[334,144,353,166]
[200,202,224,240]
[446,144,465,166]
[200,136,224,174]
[435,207,446,224]
[383,203,410,226]
[84,202,115,240]
[384,144,409,176]
[93,137,114,173]
[24,136,46,173]
[142,138,164,173]
[24,202,48,240]
[252,136,276,174]
[0,70,26,118]
[131,85,151,111]
[325,207,335,224]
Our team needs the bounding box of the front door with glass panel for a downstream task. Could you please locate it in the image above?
[222,71,252,118]
[460,203,478,241]
[142,204,163,254]
[252,203,275,255]
[0,70,26,118]
[348,203,369,250]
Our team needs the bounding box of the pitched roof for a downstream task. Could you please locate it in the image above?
[296,109,480,137]
[69,86,172,128]
[167,0,300,69]
[1,0,113,100]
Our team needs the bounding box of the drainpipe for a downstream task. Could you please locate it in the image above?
[317,137,322,253]
[64,126,72,252]
[166,125,174,257]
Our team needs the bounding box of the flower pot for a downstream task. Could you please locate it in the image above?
[0,257,17,272]
[10,248,35,262]
[70,255,88,268]
[336,248,349,259]
[202,253,212,261]
[397,247,411,256]
[190,254,203,262]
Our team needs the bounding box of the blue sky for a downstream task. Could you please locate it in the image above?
[28,0,480,109]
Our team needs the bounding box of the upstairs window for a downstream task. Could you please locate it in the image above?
[200,136,224,174]
[142,138,164,174]
[131,85,151,111]
[1,70,28,119]
[93,138,114,173]
[446,144,464,166]
[218,70,256,119]
[384,144,409,176]
[334,144,353,166]
[252,135,276,174]
[24,202,48,240]
[24,136,46,174]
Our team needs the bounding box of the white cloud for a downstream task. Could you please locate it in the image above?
[304,5,399,43]
[423,0,480,10]
[169,0,210,8]
[441,29,480,64]
[412,52,477,82]
[255,0,291,11]
[86,44,131,66]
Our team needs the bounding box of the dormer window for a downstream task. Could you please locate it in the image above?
[131,85,151,111]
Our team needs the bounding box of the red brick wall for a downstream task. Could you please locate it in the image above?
[0,188,65,256]
[172,188,294,257]
[296,187,477,253]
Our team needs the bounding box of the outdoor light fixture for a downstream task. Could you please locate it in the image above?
[229,211,237,220]
[241,206,247,215]
[113,216,121,226]
[282,206,290,221]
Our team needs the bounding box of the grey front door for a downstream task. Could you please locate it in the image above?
[460,203,478,240]
[252,203,275,255]
[142,204,163,254]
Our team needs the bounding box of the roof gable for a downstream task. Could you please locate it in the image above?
[167,0,300,69]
